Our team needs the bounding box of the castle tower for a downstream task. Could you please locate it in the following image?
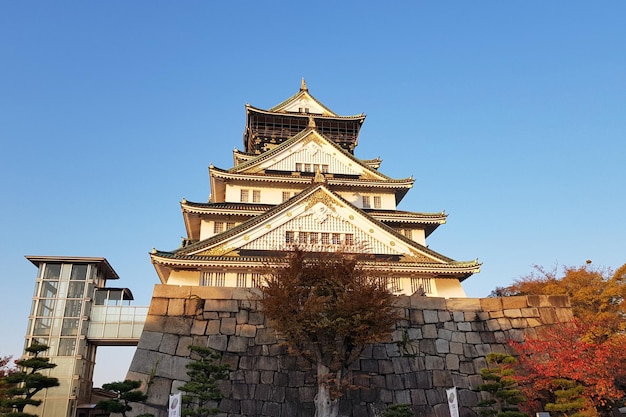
[150,81,480,297]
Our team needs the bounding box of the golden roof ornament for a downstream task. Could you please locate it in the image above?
[307,115,316,129]
[313,166,326,183]
[300,77,308,91]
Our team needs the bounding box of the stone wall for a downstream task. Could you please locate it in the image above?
[126,285,573,417]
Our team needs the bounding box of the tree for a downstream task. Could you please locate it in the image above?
[96,379,154,417]
[491,262,626,337]
[0,355,17,414]
[178,345,229,417]
[511,321,626,417]
[475,353,527,417]
[258,248,401,417]
[0,343,59,417]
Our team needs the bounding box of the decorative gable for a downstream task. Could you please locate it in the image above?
[233,130,388,180]
[186,186,444,264]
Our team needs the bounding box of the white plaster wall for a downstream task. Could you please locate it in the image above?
[432,279,467,298]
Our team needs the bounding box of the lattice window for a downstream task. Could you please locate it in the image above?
[321,233,330,245]
[215,272,226,287]
[240,189,249,202]
[344,234,354,246]
[388,277,402,293]
[286,231,295,244]
[310,233,318,244]
[282,191,291,202]
[214,222,224,234]
[252,273,263,288]
[200,272,212,286]
[374,196,381,209]
[252,190,261,203]
[362,196,371,208]
[403,229,413,239]
[332,233,341,245]
[411,277,432,295]
[226,222,235,230]
[298,232,308,244]
[236,273,247,287]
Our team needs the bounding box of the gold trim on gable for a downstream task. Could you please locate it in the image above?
[196,245,238,257]
[304,190,343,212]
[402,249,438,263]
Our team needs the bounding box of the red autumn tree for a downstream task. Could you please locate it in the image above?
[511,320,626,417]
[258,248,400,417]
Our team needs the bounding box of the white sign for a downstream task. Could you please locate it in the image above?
[168,392,181,417]
[447,387,459,417]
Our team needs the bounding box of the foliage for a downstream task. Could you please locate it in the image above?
[258,248,401,417]
[96,379,153,417]
[381,403,414,417]
[0,343,59,417]
[491,262,626,337]
[475,353,527,417]
[0,355,18,414]
[179,345,229,417]
[544,378,595,417]
[511,320,626,417]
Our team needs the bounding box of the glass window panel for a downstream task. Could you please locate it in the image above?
[61,319,79,336]
[70,264,88,280]
[37,298,56,317]
[43,264,61,280]
[67,282,85,298]
[58,338,76,356]
[94,291,106,305]
[39,281,58,298]
[33,318,53,336]
[64,300,83,317]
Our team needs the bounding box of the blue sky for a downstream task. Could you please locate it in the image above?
[1,2,625,386]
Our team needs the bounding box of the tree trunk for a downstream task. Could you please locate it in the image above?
[314,362,339,417]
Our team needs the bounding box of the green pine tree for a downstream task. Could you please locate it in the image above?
[96,379,154,417]
[545,378,595,417]
[178,345,229,417]
[475,353,527,417]
[0,343,59,417]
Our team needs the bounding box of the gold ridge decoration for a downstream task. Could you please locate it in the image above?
[303,134,324,148]
[402,249,437,263]
[196,244,236,257]
[304,190,343,212]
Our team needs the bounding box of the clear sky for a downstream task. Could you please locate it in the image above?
[1,1,624,386]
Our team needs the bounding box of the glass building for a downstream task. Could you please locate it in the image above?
[23,256,147,417]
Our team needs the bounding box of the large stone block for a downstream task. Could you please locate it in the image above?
[446,298,482,311]
[152,284,191,299]
[148,298,168,315]
[204,298,239,312]
[220,317,237,335]
[137,331,163,351]
[501,296,529,309]
[227,336,249,353]
[207,334,228,351]
[159,333,179,355]
[480,297,503,311]
[255,327,277,345]
[432,370,453,387]
[167,298,186,316]
[423,310,439,323]
[162,316,193,335]
[410,295,447,310]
